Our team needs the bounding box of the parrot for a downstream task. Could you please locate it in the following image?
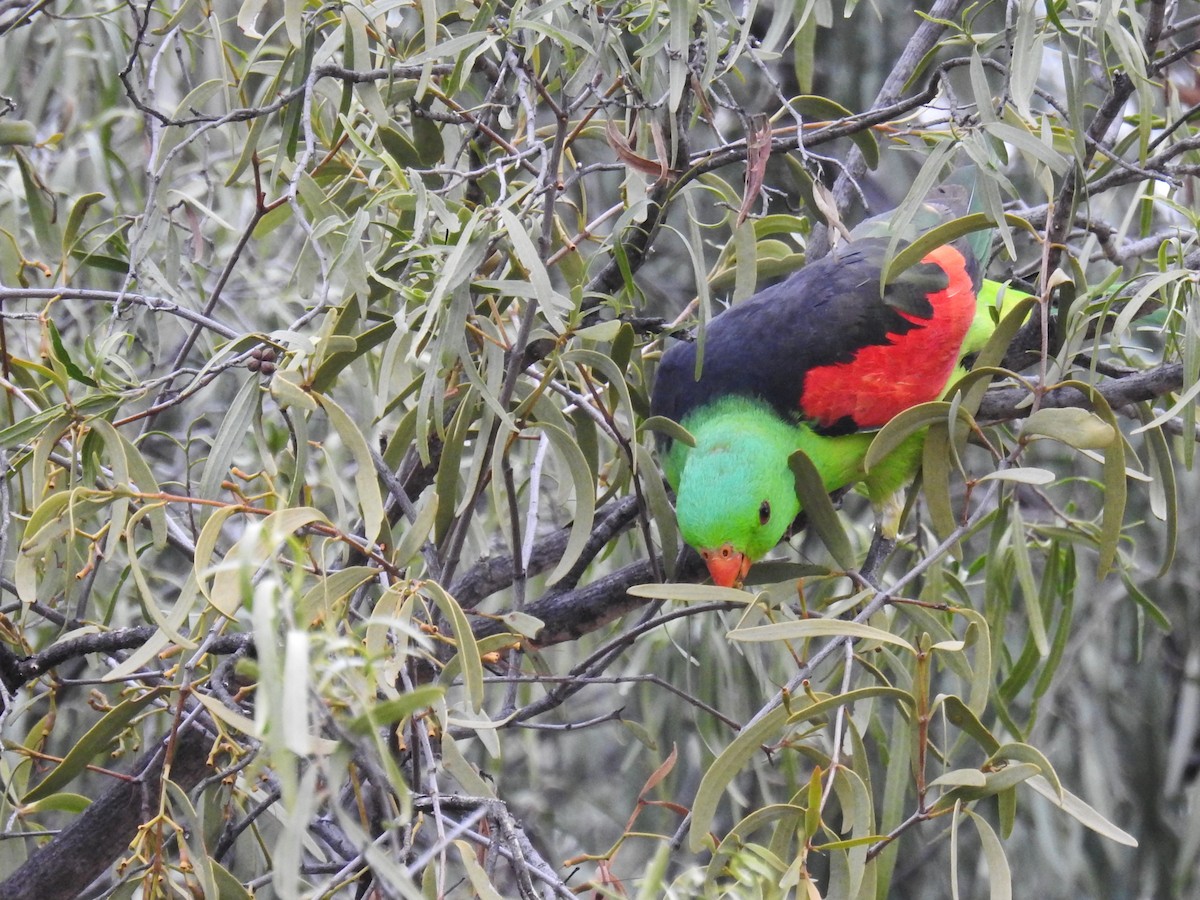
[651,214,1025,588]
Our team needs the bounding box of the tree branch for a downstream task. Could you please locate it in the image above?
[0,719,215,900]
[977,363,1184,421]
[472,548,707,646]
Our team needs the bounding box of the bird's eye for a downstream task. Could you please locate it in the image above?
[758,500,771,525]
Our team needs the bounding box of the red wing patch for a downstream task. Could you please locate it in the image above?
[799,245,978,430]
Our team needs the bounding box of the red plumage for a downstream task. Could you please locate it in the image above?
[798,244,978,429]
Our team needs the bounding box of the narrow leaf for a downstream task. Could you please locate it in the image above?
[964,809,1013,900]
[424,582,485,713]
[1027,775,1138,846]
[789,450,856,570]
[627,583,756,603]
[730,618,914,652]
[977,467,1056,485]
[541,422,597,585]
[23,688,165,802]
[1021,407,1115,449]
[689,704,790,851]
[865,402,960,472]
[317,393,385,543]
[641,415,695,448]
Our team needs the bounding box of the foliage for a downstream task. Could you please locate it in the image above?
[1,0,1200,897]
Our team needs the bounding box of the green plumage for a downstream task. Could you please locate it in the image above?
[663,395,920,564]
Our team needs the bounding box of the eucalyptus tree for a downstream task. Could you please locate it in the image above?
[1,1,1198,897]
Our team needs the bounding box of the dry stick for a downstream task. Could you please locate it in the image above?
[0,287,239,338]
[137,181,275,435]
[482,595,730,734]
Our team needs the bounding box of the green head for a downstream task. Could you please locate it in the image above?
[671,398,803,586]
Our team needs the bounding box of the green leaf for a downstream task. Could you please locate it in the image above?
[865,402,967,472]
[125,508,198,649]
[984,121,1070,174]
[1026,775,1138,846]
[540,422,598,585]
[1137,404,1178,576]
[282,631,313,755]
[499,611,544,638]
[198,374,262,504]
[573,320,624,342]
[455,840,507,900]
[0,120,36,146]
[317,392,385,544]
[310,319,397,393]
[988,742,1062,800]
[785,686,916,726]
[0,405,67,448]
[793,95,878,169]
[269,369,318,411]
[499,207,568,332]
[804,765,823,840]
[883,212,1037,286]
[954,607,994,717]
[46,320,97,387]
[194,691,258,737]
[689,704,789,851]
[792,11,817,94]
[706,804,806,895]
[1021,407,1115,449]
[788,449,856,570]
[208,508,329,617]
[299,566,377,624]
[62,192,105,253]
[1119,570,1171,632]
[928,768,987,789]
[424,582,485,713]
[15,149,58,254]
[636,442,679,579]
[379,125,423,167]
[112,432,167,549]
[23,688,166,802]
[211,861,253,900]
[20,793,91,814]
[640,415,695,447]
[964,809,1013,900]
[433,395,474,543]
[977,467,1056,485]
[1066,383,1126,577]
[941,695,1001,753]
[1010,507,1050,657]
[730,618,915,653]
[392,488,438,569]
[163,777,218,900]
[347,684,446,735]
[932,762,1040,808]
[626,583,756,603]
[922,423,958,541]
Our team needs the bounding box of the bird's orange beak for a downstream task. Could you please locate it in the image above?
[701,544,752,588]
